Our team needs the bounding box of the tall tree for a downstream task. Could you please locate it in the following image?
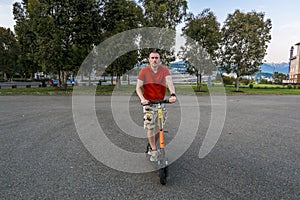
[13,2,39,79]
[13,0,104,87]
[102,0,143,88]
[70,0,105,84]
[218,10,272,91]
[181,9,221,91]
[140,0,187,28]
[138,0,188,64]
[0,27,20,81]
[15,27,39,80]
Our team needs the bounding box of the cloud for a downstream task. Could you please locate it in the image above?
[0,2,15,29]
[0,0,15,5]
[257,4,267,10]
[280,22,300,32]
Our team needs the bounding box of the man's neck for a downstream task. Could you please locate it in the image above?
[150,65,159,73]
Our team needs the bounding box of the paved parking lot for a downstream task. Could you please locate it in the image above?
[0,95,299,199]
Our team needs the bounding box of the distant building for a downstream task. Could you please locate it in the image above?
[169,61,188,73]
[289,42,300,83]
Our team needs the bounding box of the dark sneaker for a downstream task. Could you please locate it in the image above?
[145,143,151,154]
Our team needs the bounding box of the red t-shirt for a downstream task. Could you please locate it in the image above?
[138,65,170,101]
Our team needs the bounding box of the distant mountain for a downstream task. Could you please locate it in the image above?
[253,72,273,79]
[260,62,289,74]
[170,61,290,75]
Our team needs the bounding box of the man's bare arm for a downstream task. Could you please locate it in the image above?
[136,79,148,104]
[166,75,175,94]
[166,75,176,103]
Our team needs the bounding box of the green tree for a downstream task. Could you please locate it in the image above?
[69,0,104,85]
[13,2,38,79]
[180,9,221,91]
[12,0,188,87]
[13,0,104,87]
[138,0,188,63]
[0,27,20,81]
[218,10,272,91]
[140,0,187,28]
[274,72,287,84]
[102,0,143,88]
[182,9,221,60]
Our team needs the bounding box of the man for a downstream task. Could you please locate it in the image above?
[136,52,176,161]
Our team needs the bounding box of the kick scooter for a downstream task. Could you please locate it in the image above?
[145,99,170,185]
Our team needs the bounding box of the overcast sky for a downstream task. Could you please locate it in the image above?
[1,0,300,63]
[186,0,300,63]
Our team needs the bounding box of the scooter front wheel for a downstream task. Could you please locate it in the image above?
[159,166,168,185]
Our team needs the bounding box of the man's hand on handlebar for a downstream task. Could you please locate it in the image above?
[141,99,149,105]
[141,94,176,105]
[168,93,176,103]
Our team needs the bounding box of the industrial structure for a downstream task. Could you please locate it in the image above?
[289,42,300,83]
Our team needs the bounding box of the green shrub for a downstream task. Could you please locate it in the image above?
[222,75,235,86]
[287,84,293,89]
[240,79,250,85]
[259,79,268,84]
[249,83,254,89]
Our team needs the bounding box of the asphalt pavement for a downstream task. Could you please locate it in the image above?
[0,95,299,199]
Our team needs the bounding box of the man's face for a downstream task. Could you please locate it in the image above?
[148,53,160,67]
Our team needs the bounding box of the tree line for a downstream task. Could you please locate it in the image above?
[0,0,272,91]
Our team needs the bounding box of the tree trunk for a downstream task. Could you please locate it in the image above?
[4,73,7,81]
[62,71,68,89]
[127,72,130,85]
[88,74,91,86]
[58,69,62,87]
[199,73,202,91]
[116,74,121,90]
[196,72,199,91]
[235,76,240,92]
[196,72,202,91]
[207,75,211,87]
[30,73,34,81]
